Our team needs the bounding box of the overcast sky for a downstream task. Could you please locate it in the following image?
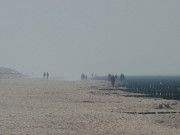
[0,0,179,80]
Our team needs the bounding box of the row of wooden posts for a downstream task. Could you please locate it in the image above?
[122,83,180,100]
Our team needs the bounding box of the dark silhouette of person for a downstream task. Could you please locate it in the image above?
[43,72,46,79]
[115,74,118,80]
[120,74,125,82]
[47,72,49,79]
[81,73,85,80]
[111,75,115,87]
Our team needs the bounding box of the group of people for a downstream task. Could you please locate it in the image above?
[43,72,49,79]
[81,73,87,80]
[108,74,125,87]
[81,73,97,80]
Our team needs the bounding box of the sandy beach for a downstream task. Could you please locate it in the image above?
[0,78,179,135]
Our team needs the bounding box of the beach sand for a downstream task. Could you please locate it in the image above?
[0,78,179,135]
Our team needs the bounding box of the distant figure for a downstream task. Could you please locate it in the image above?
[47,72,49,79]
[120,74,125,82]
[111,75,115,87]
[92,73,93,79]
[108,74,111,81]
[81,73,85,80]
[115,74,118,80]
[43,72,46,79]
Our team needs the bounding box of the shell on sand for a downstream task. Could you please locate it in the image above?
[0,78,179,135]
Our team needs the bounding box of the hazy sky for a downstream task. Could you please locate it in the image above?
[0,0,180,80]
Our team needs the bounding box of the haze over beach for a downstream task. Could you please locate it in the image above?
[0,1,180,134]
[0,0,180,79]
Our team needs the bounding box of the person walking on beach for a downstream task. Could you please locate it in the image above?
[120,74,125,82]
[111,75,115,87]
[47,72,49,79]
[43,72,46,79]
[115,74,118,80]
[81,73,85,80]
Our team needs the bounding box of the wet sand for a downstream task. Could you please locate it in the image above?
[0,78,180,135]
